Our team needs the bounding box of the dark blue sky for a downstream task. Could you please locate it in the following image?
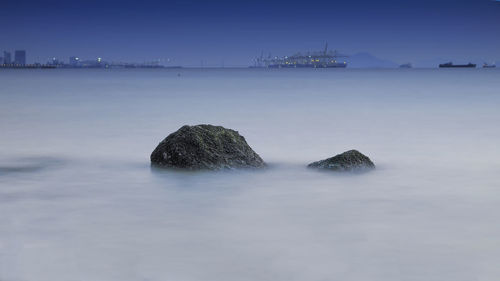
[1,0,499,66]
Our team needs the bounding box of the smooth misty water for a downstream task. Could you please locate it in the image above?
[1,68,500,281]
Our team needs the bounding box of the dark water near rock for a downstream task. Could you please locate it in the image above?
[1,68,500,281]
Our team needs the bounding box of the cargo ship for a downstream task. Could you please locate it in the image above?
[439,62,476,68]
[483,63,496,68]
[252,43,348,68]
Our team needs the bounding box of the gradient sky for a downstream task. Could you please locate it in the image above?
[1,0,499,66]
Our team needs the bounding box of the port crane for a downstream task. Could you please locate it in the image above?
[254,43,349,68]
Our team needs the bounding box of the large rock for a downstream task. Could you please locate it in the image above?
[151,124,266,170]
[308,150,375,172]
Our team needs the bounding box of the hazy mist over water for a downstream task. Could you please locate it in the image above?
[1,68,500,281]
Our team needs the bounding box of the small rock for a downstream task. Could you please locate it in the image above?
[151,124,266,170]
[308,150,375,172]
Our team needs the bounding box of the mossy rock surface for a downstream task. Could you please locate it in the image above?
[308,150,375,172]
[151,124,266,170]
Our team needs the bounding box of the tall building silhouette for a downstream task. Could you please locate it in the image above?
[3,51,12,64]
[14,50,26,65]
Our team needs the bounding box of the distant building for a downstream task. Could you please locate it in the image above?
[69,56,80,66]
[3,51,11,64]
[79,57,108,68]
[14,50,26,65]
[49,57,62,65]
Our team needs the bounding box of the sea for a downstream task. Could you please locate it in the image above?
[1,68,500,281]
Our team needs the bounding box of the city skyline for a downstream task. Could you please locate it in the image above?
[1,0,499,66]
[1,50,26,65]
[1,46,497,68]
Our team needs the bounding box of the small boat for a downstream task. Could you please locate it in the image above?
[399,63,412,68]
[483,63,496,68]
[439,62,476,68]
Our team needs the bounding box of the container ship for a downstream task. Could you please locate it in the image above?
[439,62,476,68]
[252,43,348,68]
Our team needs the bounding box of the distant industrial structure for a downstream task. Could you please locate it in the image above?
[252,43,348,68]
[51,56,170,68]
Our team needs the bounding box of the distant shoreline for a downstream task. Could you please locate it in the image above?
[1,66,496,70]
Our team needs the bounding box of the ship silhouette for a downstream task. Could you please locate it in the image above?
[439,62,476,68]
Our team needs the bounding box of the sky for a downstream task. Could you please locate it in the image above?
[0,0,499,66]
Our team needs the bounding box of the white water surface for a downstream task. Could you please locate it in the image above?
[1,68,500,281]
